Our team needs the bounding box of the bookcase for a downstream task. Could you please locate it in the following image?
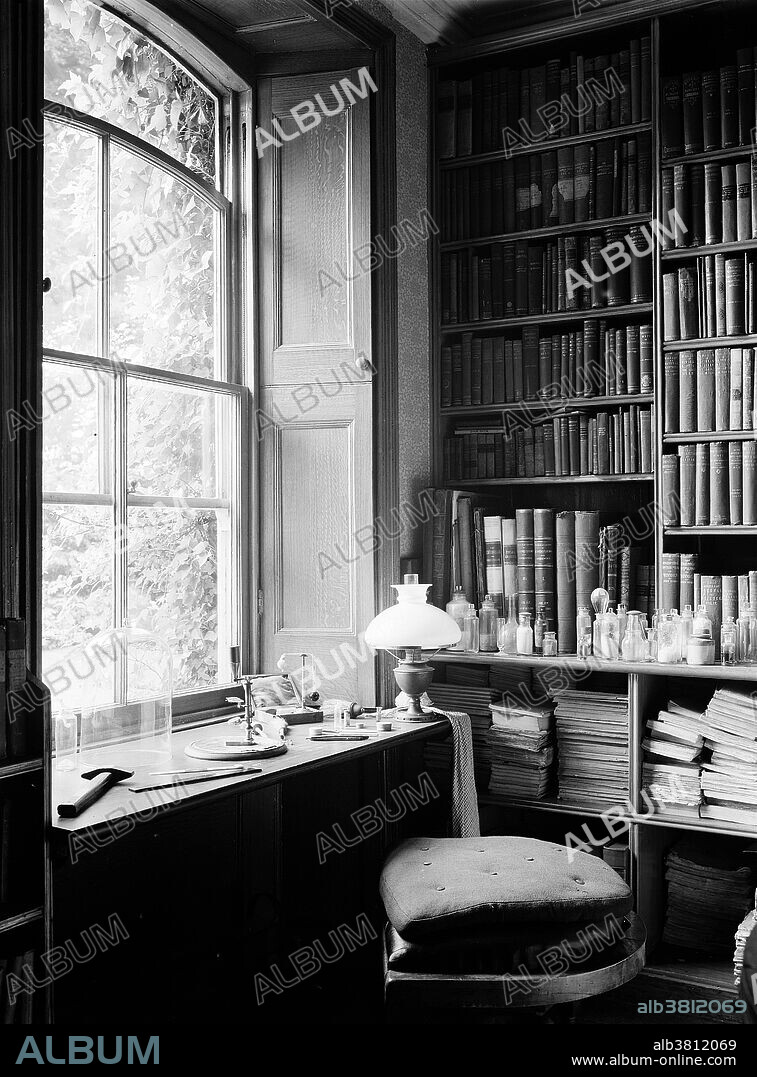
[428,0,757,1005]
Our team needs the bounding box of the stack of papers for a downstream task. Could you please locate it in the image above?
[428,679,496,788]
[699,689,757,825]
[553,689,629,807]
[662,838,755,956]
[642,700,704,816]
[487,702,556,800]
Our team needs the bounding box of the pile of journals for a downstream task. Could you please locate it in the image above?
[700,689,757,825]
[487,696,556,800]
[662,838,755,956]
[554,688,629,806]
[428,669,496,789]
[734,900,757,988]
[641,699,704,817]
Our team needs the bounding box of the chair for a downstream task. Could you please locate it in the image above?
[380,835,646,1023]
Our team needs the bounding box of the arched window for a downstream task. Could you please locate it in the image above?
[41,0,247,714]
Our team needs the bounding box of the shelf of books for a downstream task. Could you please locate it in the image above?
[428,2,757,1001]
[0,624,50,1024]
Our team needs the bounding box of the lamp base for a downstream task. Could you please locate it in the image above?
[387,705,447,724]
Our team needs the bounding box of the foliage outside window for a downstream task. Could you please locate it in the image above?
[42,0,242,713]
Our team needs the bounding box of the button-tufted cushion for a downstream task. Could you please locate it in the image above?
[380,836,633,941]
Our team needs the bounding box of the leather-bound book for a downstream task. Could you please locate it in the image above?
[627,325,640,395]
[638,132,652,214]
[640,324,653,393]
[661,168,675,250]
[673,165,689,247]
[662,454,681,526]
[721,163,737,243]
[679,553,698,611]
[533,508,556,631]
[662,553,680,611]
[639,407,652,473]
[702,69,721,151]
[677,266,699,339]
[678,349,696,432]
[556,511,577,654]
[737,161,751,241]
[574,511,600,616]
[725,256,746,335]
[743,347,754,429]
[696,349,716,431]
[689,164,705,247]
[729,442,743,525]
[720,65,739,148]
[501,518,518,603]
[743,440,757,525]
[737,48,754,145]
[516,508,535,618]
[629,225,652,303]
[704,162,722,245]
[682,70,703,153]
[722,575,739,623]
[709,441,730,526]
[678,444,697,527]
[695,442,710,525]
[663,272,680,341]
[661,76,683,158]
[730,348,743,431]
[714,348,731,431]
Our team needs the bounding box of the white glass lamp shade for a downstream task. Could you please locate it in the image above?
[365,584,462,650]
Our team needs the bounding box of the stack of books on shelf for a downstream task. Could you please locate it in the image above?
[422,494,655,650]
[0,950,35,1023]
[661,49,757,163]
[664,347,756,435]
[641,700,704,817]
[700,688,757,825]
[441,228,652,325]
[437,33,651,160]
[663,257,757,341]
[664,571,757,656]
[553,688,629,807]
[733,899,757,988]
[440,135,652,241]
[663,440,757,533]
[661,160,757,250]
[661,837,756,956]
[441,321,653,409]
[445,404,653,480]
[428,669,496,788]
[487,695,556,800]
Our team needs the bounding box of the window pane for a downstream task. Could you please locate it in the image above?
[42,503,115,710]
[127,507,232,692]
[109,146,218,377]
[128,380,226,500]
[43,119,100,354]
[43,362,112,496]
[44,0,217,183]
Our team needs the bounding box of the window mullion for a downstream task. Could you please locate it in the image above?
[114,371,128,706]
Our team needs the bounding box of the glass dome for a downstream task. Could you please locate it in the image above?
[75,625,173,765]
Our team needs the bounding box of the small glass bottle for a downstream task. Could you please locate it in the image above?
[679,604,694,659]
[500,593,518,655]
[445,586,469,651]
[496,617,508,653]
[693,604,713,640]
[534,605,547,655]
[479,594,499,652]
[646,627,658,662]
[652,608,663,632]
[516,612,534,655]
[721,617,737,666]
[616,603,628,651]
[542,631,557,657]
[576,606,592,651]
[578,630,593,658]
[622,610,647,662]
[463,604,479,653]
[657,611,681,664]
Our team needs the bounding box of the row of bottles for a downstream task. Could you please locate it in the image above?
[445,585,757,665]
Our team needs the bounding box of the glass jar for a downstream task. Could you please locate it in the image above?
[463,605,479,653]
[516,613,534,655]
[616,603,628,650]
[679,605,694,656]
[594,609,619,660]
[657,612,682,664]
[499,594,518,655]
[687,634,715,665]
[721,617,737,666]
[576,607,592,650]
[542,631,557,657]
[534,605,547,655]
[736,610,757,663]
[445,586,469,651]
[479,594,499,652]
[693,604,713,639]
[621,610,647,662]
[577,630,592,658]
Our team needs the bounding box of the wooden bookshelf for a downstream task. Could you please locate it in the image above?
[430,2,757,997]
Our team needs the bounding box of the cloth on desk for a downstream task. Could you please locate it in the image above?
[442,709,480,838]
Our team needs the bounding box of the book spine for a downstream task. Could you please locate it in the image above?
[722,574,739,622]
[661,552,680,611]
[678,350,696,432]
[501,517,518,603]
[729,442,744,525]
[695,442,710,526]
[730,347,743,431]
[555,511,576,654]
[662,454,681,526]
[714,347,731,431]
[679,553,698,611]
[743,439,757,525]
[700,574,723,658]
[533,508,556,632]
[696,349,716,431]
[678,444,697,527]
[709,441,730,526]
[574,510,600,618]
[516,509,535,619]
[483,515,505,614]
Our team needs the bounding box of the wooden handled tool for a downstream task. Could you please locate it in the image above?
[56,767,134,818]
